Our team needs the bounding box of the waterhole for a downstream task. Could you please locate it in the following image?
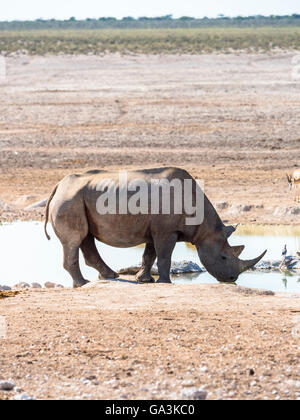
[0,222,299,293]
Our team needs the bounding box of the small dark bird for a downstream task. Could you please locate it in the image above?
[282,245,287,258]
[296,251,300,258]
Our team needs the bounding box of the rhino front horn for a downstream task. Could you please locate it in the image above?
[239,250,267,273]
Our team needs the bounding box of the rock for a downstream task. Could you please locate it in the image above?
[15,195,37,207]
[0,285,12,291]
[216,202,229,210]
[45,282,56,289]
[169,261,202,274]
[181,379,195,387]
[0,380,15,391]
[14,393,35,400]
[14,282,30,289]
[236,287,275,297]
[31,283,42,289]
[270,260,281,268]
[254,260,275,270]
[0,199,13,211]
[118,265,140,275]
[273,206,300,216]
[119,261,202,276]
[229,204,255,214]
[291,260,300,270]
[149,264,159,275]
[273,207,290,216]
[44,282,63,289]
[238,204,254,212]
[24,198,48,211]
[182,388,207,400]
[290,206,300,215]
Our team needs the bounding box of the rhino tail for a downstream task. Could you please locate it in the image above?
[44,184,58,241]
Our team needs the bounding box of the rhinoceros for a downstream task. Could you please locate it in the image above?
[44,167,266,288]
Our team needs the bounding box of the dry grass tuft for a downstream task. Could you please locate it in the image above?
[0,291,20,299]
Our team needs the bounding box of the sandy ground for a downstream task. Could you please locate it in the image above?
[1,53,300,401]
[0,281,299,400]
[0,53,300,224]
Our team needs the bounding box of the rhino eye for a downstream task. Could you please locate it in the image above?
[221,256,227,260]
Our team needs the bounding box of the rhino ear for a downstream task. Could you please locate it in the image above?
[232,245,245,257]
[222,225,236,238]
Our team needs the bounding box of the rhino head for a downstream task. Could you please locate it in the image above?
[196,225,266,283]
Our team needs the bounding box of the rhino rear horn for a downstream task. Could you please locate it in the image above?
[232,245,245,257]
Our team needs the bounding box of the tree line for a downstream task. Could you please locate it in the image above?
[0,15,300,31]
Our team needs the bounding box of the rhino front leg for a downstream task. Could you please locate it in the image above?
[135,243,156,283]
[80,233,119,280]
[154,232,178,284]
[63,244,89,288]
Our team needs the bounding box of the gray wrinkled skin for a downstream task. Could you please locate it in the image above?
[45,167,266,288]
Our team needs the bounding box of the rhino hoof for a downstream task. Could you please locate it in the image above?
[74,279,90,288]
[137,276,155,284]
[99,271,119,280]
[156,278,172,284]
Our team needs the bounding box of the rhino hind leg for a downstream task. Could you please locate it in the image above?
[80,233,119,280]
[154,232,178,284]
[63,244,89,288]
[135,243,156,283]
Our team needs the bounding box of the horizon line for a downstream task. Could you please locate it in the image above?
[1,13,300,24]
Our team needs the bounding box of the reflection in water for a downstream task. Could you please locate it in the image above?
[0,222,300,293]
[282,277,288,289]
[281,272,300,290]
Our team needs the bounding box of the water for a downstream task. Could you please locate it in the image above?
[0,221,300,293]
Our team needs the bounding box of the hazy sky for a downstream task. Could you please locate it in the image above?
[1,0,300,21]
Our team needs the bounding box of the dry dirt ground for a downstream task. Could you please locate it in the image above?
[0,53,300,223]
[0,281,299,401]
[0,53,300,401]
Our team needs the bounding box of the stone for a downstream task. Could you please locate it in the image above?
[181,379,195,387]
[216,202,229,210]
[14,282,30,289]
[0,200,13,211]
[1,286,12,291]
[273,206,290,217]
[254,260,273,270]
[118,260,203,276]
[14,393,35,400]
[31,283,42,289]
[24,198,48,211]
[230,204,254,214]
[291,261,300,270]
[45,282,56,289]
[15,195,37,207]
[241,205,254,212]
[169,261,202,274]
[118,265,141,275]
[0,380,15,391]
[290,206,300,215]
[182,388,207,400]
